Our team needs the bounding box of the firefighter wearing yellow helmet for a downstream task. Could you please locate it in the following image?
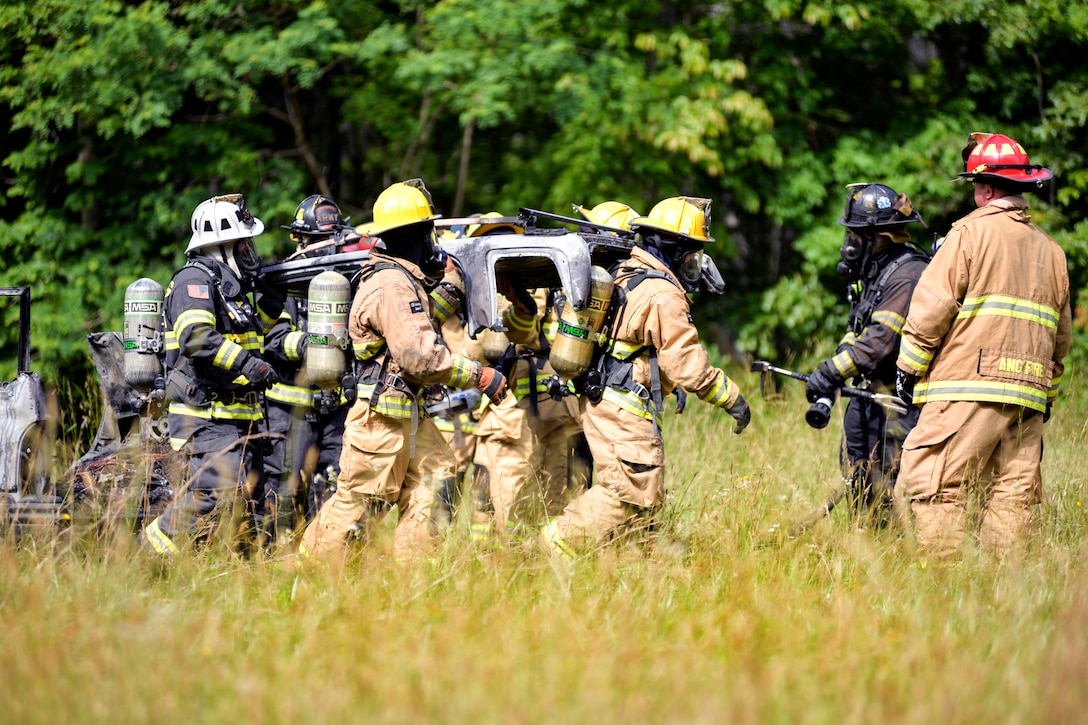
[299,179,508,561]
[460,217,590,538]
[894,133,1071,557]
[541,196,752,557]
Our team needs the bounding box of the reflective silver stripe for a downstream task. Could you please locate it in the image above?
[168,401,263,421]
[899,338,932,370]
[542,519,576,560]
[830,350,857,380]
[958,295,1059,330]
[871,309,906,333]
[697,372,732,408]
[356,382,416,419]
[914,380,1047,411]
[144,517,178,555]
[267,383,314,406]
[601,386,653,420]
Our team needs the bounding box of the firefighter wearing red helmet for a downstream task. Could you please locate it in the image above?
[541,196,752,558]
[894,133,1072,558]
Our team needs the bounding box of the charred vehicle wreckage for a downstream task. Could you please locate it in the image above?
[1,208,726,533]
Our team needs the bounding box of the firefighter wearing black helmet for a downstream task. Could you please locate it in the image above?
[804,182,929,515]
[262,195,355,544]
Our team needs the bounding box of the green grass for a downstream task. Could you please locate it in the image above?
[3,363,1088,724]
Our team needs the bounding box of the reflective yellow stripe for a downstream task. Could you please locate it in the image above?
[286,330,306,361]
[541,519,576,560]
[144,517,179,555]
[840,331,857,348]
[830,351,857,380]
[899,338,932,370]
[431,291,457,324]
[445,355,478,389]
[356,383,416,419]
[543,320,558,344]
[958,295,1060,330]
[914,379,1047,412]
[432,414,478,434]
[470,522,491,542]
[607,341,644,359]
[514,378,551,399]
[601,386,653,420]
[871,310,906,334]
[696,371,732,408]
[506,306,536,332]
[353,339,386,360]
[267,383,314,406]
[174,309,216,338]
[225,331,262,350]
[168,401,264,421]
[213,339,246,370]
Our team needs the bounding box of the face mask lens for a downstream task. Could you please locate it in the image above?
[235,239,262,272]
[840,232,864,262]
[680,249,704,285]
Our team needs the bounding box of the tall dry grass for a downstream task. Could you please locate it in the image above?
[2,362,1087,724]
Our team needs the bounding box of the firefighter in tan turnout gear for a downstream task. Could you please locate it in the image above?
[895,133,1072,557]
[542,196,752,557]
[299,179,507,561]
[143,194,284,554]
[468,213,588,538]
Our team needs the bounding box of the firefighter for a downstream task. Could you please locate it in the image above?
[461,213,590,539]
[298,179,508,562]
[143,194,284,554]
[804,183,929,519]
[541,196,752,557]
[895,133,1072,557]
[262,195,355,543]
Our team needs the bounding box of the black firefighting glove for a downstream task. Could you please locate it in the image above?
[727,394,751,434]
[805,360,841,403]
[497,274,537,319]
[240,354,279,389]
[674,386,688,414]
[895,367,918,406]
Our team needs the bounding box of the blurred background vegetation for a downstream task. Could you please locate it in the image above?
[3,0,1087,396]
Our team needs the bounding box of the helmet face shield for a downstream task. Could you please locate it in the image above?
[837,230,867,279]
[678,249,704,291]
[234,238,262,276]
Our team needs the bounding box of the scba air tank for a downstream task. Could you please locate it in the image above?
[549,265,614,379]
[304,271,351,389]
[123,278,165,391]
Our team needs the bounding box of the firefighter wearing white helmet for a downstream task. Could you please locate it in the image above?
[541,196,752,558]
[299,179,508,561]
[895,133,1072,557]
[143,193,285,555]
[262,195,356,544]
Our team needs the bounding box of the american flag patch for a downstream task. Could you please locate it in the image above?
[188,284,210,299]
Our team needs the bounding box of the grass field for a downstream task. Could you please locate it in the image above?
[2,362,1087,724]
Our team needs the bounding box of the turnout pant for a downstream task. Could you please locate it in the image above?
[896,400,1043,557]
[300,400,453,561]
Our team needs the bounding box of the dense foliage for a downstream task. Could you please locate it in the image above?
[3,0,1087,389]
